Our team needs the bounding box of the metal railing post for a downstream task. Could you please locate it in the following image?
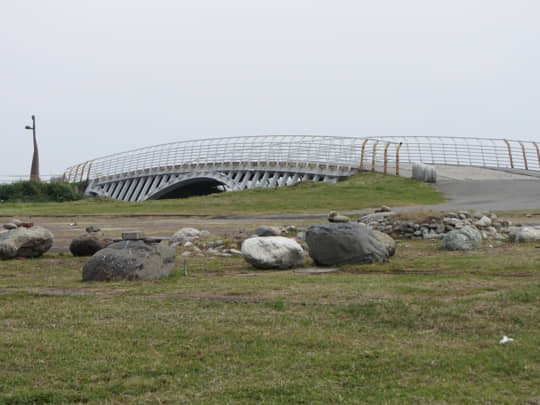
[534,142,540,168]
[383,142,390,174]
[504,139,514,169]
[371,141,379,172]
[85,162,93,181]
[360,139,368,169]
[395,142,402,176]
[79,162,88,182]
[519,142,528,170]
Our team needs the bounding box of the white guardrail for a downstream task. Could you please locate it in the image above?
[56,135,539,183]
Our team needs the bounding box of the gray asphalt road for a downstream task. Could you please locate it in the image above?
[431,179,540,211]
[409,166,540,211]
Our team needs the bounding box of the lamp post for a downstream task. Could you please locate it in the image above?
[25,115,40,182]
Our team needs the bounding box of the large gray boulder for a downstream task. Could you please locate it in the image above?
[241,236,304,269]
[306,223,389,266]
[0,226,54,259]
[509,226,540,243]
[82,240,176,281]
[441,226,482,250]
[70,233,113,257]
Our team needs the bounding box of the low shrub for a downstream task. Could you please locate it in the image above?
[0,180,83,202]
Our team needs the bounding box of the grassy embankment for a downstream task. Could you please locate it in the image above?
[1,241,539,404]
[0,172,444,216]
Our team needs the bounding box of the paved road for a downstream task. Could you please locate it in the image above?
[412,166,540,211]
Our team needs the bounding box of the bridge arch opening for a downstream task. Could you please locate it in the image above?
[150,177,228,200]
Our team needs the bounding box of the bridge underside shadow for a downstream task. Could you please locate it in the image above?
[85,169,346,201]
[152,178,226,199]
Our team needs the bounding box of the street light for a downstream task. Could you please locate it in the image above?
[25,115,40,182]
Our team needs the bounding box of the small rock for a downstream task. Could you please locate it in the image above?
[474,216,492,227]
[171,228,201,244]
[328,211,351,223]
[255,226,281,237]
[205,240,224,249]
[441,226,482,251]
[122,231,145,240]
[3,223,17,230]
[85,225,101,233]
[509,226,540,242]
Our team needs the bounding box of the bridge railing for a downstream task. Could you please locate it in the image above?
[62,136,540,183]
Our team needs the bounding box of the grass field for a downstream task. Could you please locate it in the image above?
[1,174,539,404]
[0,173,444,216]
[1,239,539,404]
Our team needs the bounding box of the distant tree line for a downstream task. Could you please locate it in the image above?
[0,180,83,202]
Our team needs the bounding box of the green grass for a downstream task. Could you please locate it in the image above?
[1,240,539,404]
[0,173,443,216]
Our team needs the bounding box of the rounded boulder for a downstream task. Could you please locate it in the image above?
[306,223,389,266]
[82,240,176,281]
[241,236,304,269]
[441,226,482,250]
[70,233,113,257]
[0,226,54,259]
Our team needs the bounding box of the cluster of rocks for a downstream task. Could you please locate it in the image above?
[241,222,396,270]
[359,210,513,241]
[4,206,539,280]
[171,227,242,258]
[0,219,53,259]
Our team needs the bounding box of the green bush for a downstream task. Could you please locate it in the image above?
[0,181,83,202]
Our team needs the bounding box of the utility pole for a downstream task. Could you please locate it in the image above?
[25,115,40,182]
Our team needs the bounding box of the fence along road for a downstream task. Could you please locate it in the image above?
[61,136,540,202]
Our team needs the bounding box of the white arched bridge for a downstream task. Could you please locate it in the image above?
[63,136,540,201]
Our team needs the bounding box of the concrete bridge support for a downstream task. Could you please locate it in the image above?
[85,169,348,201]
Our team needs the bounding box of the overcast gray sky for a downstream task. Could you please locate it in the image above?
[1,0,539,178]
